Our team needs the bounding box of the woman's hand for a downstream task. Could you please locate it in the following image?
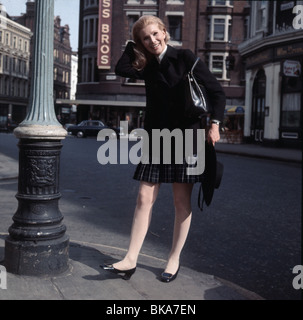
[207,123,220,146]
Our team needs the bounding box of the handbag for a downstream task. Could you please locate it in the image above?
[185,57,212,119]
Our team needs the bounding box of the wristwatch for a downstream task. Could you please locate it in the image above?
[211,119,220,125]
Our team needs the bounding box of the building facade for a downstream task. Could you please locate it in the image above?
[198,0,248,142]
[75,0,248,133]
[53,16,73,123]
[239,0,303,148]
[0,4,32,131]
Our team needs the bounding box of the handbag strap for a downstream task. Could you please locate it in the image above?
[190,57,200,75]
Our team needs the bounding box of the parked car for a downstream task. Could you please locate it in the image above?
[63,123,74,130]
[67,120,120,138]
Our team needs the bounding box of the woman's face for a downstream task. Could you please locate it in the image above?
[139,23,167,56]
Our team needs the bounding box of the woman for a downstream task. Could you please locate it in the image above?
[102,16,225,282]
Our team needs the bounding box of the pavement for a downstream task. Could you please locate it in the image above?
[0,140,301,302]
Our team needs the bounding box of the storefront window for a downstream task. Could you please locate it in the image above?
[281,93,301,127]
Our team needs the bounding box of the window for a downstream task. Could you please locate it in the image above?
[167,0,184,4]
[244,16,249,40]
[4,55,9,71]
[127,0,140,4]
[54,68,58,81]
[83,16,98,45]
[5,77,9,95]
[208,15,232,42]
[207,53,230,80]
[212,55,224,78]
[82,55,97,83]
[168,15,182,42]
[128,15,140,39]
[5,32,9,45]
[84,0,98,8]
[208,0,234,6]
[256,0,267,31]
[281,93,301,128]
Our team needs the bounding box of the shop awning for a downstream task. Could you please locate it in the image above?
[225,106,245,115]
[56,99,146,108]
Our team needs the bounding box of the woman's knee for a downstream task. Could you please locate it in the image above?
[173,183,193,213]
[173,195,191,213]
[136,183,159,208]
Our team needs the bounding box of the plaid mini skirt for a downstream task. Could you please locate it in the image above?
[133,160,204,184]
[134,118,206,184]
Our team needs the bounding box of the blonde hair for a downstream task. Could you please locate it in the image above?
[132,15,170,70]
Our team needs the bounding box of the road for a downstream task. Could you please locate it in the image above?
[0,133,301,300]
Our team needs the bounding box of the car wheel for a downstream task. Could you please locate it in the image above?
[77,131,84,138]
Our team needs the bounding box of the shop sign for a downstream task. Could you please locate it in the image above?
[98,0,112,69]
[276,1,296,31]
[276,42,303,58]
[283,60,301,77]
[245,49,272,68]
[62,108,70,114]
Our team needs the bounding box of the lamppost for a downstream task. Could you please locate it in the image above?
[4,0,69,276]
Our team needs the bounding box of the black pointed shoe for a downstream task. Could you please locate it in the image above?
[101,264,136,280]
[160,266,180,283]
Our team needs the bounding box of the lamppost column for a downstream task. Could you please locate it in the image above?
[4,0,69,276]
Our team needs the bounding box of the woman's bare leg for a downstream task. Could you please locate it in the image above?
[113,181,160,270]
[164,183,194,275]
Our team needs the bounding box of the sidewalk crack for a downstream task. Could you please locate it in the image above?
[50,278,66,300]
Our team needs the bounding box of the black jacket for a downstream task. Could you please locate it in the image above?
[115,42,226,133]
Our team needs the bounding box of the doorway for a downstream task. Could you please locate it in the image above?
[251,70,266,143]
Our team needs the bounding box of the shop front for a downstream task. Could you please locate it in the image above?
[222,105,245,144]
[0,103,27,132]
[279,58,302,146]
[241,40,303,148]
[56,99,146,132]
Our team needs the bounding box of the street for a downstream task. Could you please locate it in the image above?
[0,133,301,300]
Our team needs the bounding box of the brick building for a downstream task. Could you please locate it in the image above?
[73,0,247,133]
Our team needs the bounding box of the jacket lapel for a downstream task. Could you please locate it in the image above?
[150,46,182,88]
[159,46,183,88]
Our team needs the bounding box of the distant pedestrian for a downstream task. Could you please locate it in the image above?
[6,114,12,133]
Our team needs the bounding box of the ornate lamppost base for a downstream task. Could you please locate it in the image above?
[4,135,69,276]
[4,235,69,276]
